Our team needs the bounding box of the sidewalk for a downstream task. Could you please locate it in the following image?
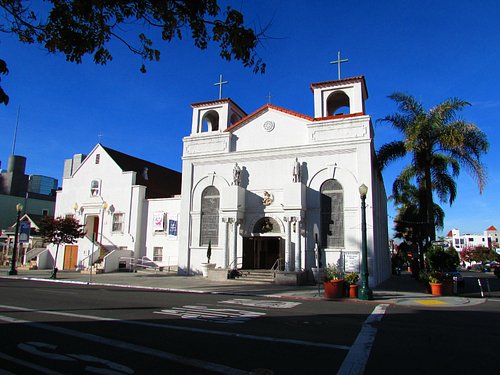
[0,267,485,307]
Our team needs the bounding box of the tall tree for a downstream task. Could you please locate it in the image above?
[391,179,445,269]
[0,58,8,105]
[39,216,85,279]
[0,0,266,102]
[377,93,489,257]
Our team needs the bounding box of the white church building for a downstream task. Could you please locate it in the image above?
[47,75,391,286]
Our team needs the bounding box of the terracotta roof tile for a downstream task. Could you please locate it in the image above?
[310,76,366,91]
[191,98,247,116]
[225,104,312,132]
[313,112,365,121]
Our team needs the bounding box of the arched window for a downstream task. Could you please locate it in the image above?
[320,179,344,248]
[202,111,220,132]
[200,186,220,246]
[230,113,241,125]
[326,91,350,116]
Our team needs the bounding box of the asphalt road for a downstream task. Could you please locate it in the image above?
[0,278,499,374]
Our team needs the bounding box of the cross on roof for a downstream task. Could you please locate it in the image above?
[214,74,228,100]
[267,92,273,104]
[330,51,349,80]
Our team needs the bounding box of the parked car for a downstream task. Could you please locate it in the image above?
[469,264,485,272]
[494,267,500,278]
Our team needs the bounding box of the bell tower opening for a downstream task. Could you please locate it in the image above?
[202,111,220,132]
[326,91,350,116]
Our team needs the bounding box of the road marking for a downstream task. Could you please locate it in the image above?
[337,304,389,375]
[0,315,247,375]
[220,299,301,309]
[18,341,134,374]
[0,304,351,351]
[416,299,448,305]
[0,351,65,375]
[154,305,266,323]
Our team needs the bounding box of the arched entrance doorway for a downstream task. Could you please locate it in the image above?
[242,217,284,270]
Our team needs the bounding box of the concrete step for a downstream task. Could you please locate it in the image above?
[237,269,275,283]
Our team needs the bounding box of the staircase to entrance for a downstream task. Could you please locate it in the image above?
[236,269,275,283]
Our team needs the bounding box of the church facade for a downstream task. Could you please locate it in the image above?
[178,76,390,286]
[45,75,390,287]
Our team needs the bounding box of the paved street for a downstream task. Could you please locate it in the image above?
[0,270,499,374]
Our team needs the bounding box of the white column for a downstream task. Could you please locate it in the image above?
[295,217,301,271]
[284,216,292,271]
[221,217,230,268]
[232,219,238,269]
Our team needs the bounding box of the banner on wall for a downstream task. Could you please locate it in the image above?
[153,212,165,231]
[19,221,31,243]
[168,219,178,237]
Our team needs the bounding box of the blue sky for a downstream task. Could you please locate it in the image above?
[1,0,499,236]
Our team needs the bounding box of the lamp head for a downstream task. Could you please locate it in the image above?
[359,184,368,197]
[73,202,79,212]
[102,201,108,210]
[16,203,23,212]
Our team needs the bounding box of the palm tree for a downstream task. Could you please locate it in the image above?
[378,93,489,257]
[391,179,445,269]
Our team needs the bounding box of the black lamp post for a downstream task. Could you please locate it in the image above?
[358,184,373,300]
[8,203,23,276]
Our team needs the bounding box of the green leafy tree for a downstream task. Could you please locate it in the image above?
[377,93,489,260]
[425,245,459,272]
[39,216,85,279]
[0,58,8,105]
[391,180,445,268]
[0,0,266,102]
[460,245,499,264]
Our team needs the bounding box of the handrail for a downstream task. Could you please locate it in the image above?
[228,257,243,270]
[271,257,284,272]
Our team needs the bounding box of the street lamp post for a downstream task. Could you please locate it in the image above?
[8,203,23,276]
[358,184,373,300]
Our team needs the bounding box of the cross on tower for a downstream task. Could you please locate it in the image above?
[266,92,273,104]
[330,51,349,80]
[214,74,228,99]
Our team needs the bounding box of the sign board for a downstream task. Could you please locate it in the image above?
[168,219,178,237]
[19,221,31,243]
[344,251,360,273]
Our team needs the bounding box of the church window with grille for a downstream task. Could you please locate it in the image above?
[320,179,344,248]
[90,180,100,196]
[200,186,220,246]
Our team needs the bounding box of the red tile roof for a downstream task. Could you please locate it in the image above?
[224,104,313,132]
[486,225,497,231]
[224,104,364,132]
[310,76,366,91]
[313,112,365,121]
[191,98,247,116]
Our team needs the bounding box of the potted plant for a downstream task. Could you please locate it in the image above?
[428,271,444,296]
[323,263,344,299]
[344,272,360,298]
[201,240,216,277]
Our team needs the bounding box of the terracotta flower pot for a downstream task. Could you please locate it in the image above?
[429,282,443,296]
[323,279,344,299]
[349,284,359,298]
